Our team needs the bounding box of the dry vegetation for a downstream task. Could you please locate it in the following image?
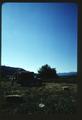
[0,78,77,115]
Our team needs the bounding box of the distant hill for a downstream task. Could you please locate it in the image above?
[58,72,77,77]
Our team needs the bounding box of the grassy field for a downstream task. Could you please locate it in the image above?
[0,80,77,115]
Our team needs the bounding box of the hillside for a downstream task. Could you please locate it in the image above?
[0,65,27,78]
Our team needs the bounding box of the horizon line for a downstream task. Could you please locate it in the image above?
[1,64,77,74]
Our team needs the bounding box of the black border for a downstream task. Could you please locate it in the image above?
[0,0,81,120]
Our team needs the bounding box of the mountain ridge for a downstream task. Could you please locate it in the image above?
[58,72,77,76]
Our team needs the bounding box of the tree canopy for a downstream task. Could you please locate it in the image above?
[38,64,58,79]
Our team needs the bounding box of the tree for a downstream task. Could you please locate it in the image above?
[38,64,58,79]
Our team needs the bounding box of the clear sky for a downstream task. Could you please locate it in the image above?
[2,3,78,73]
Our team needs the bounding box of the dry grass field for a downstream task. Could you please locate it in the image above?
[0,79,77,115]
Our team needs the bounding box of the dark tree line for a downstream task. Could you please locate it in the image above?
[16,64,59,86]
[0,64,59,86]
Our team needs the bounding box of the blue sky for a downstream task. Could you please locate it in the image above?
[2,3,78,73]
